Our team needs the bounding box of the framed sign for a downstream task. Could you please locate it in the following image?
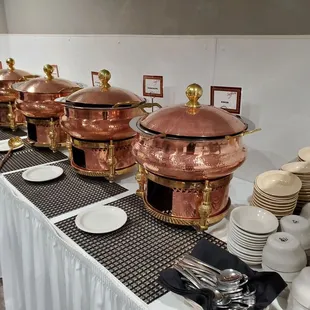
[51,65,59,77]
[143,75,163,98]
[0,61,2,69]
[91,71,100,87]
[210,86,242,114]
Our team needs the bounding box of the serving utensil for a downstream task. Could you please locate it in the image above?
[0,136,23,170]
[174,255,256,308]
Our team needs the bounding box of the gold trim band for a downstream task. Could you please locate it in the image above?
[142,194,230,228]
[71,137,135,149]
[71,161,136,178]
[145,170,232,190]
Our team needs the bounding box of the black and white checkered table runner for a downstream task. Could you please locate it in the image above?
[0,139,67,173]
[5,160,128,218]
[0,127,27,140]
[56,194,227,304]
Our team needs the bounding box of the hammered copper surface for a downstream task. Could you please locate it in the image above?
[61,107,144,140]
[29,119,66,146]
[140,105,246,138]
[133,135,246,180]
[171,178,229,218]
[72,139,135,171]
[0,103,25,126]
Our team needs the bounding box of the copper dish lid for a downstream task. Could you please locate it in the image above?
[14,64,82,118]
[13,64,80,95]
[65,69,145,108]
[0,58,32,82]
[137,84,247,139]
[0,58,35,102]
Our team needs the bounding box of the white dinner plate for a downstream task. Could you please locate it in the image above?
[75,206,127,234]
[0,140,24,152]
[22,165,64,182]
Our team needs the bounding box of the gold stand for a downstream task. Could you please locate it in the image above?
[66,134,72,160]
[198,180,212,231]
[7,102,16,131]
[48,118,58,153]
[135,164,145,197]
[107,140,117,182]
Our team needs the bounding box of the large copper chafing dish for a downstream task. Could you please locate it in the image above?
[14,64,81,152]
[0,58,38,131]
[130,83,260,230]
[60,69,161,181]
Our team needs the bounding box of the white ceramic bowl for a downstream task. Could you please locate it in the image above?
[291,267,310,309]
[262,263,300,283]
[280,215,310,250]
[300,203,310,221]
[262,232,307,273]
[256,170,302,196]
[282,162,310,174]
[230,206,279,235]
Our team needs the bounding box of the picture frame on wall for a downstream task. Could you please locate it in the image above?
[51,65,59,77]
[0,61,2,69]
[143,75,164,98]
[91,71,100,87]
[210,86,242,114]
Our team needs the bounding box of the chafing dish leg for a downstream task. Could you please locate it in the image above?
[49,118,57,153]
[198,180,212,231]
[66,134,72,160]
[107,140,117,182]
[7,102,16,131]
[135,164,145,197]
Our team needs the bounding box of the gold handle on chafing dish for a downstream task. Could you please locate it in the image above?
[225,128,262,140]
[112,102,141,109]
[20,75,40,81]
[139,102,162,114]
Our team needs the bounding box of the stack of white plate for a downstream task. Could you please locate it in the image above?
[227,206,278,266]
[252,170,302,218]
[282,162,310,203]
[298,147,310,162]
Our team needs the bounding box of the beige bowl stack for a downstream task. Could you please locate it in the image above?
[298,147,310,162]
[252,170,302,218]
[282,162,310,205]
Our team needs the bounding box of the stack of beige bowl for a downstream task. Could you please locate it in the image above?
[282,162,310,204]
[298,147,310,162]
[252,170,302,218]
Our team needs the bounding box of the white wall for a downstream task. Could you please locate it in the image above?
[0,0,7,33]
[1,34,309,183]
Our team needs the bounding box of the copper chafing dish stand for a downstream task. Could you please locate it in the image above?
[60,69,161,182]
[0,58,38,131]
[130,83,261,231]
[13,64,82,152]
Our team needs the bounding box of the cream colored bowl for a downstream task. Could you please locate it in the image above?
[298,147,310,162]
[282,162,310,174]
[256,170,302,196]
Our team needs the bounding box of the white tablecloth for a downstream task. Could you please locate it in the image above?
[0,162,286,310]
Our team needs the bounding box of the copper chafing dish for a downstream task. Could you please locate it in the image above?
[13,64,81,152]
[0,58,38,131]
[130,83,260,230]
[60,69,161,181]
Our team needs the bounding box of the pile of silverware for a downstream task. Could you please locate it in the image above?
[174,254,256,309]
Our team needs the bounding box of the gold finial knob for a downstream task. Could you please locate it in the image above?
[6,58,15,71]
[185,83,203,109]
[98,69,111,89]
[43,64,54,80]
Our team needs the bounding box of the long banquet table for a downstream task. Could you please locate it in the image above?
[0,129,286,310]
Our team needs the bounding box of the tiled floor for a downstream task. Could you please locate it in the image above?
[0,280,4,310]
